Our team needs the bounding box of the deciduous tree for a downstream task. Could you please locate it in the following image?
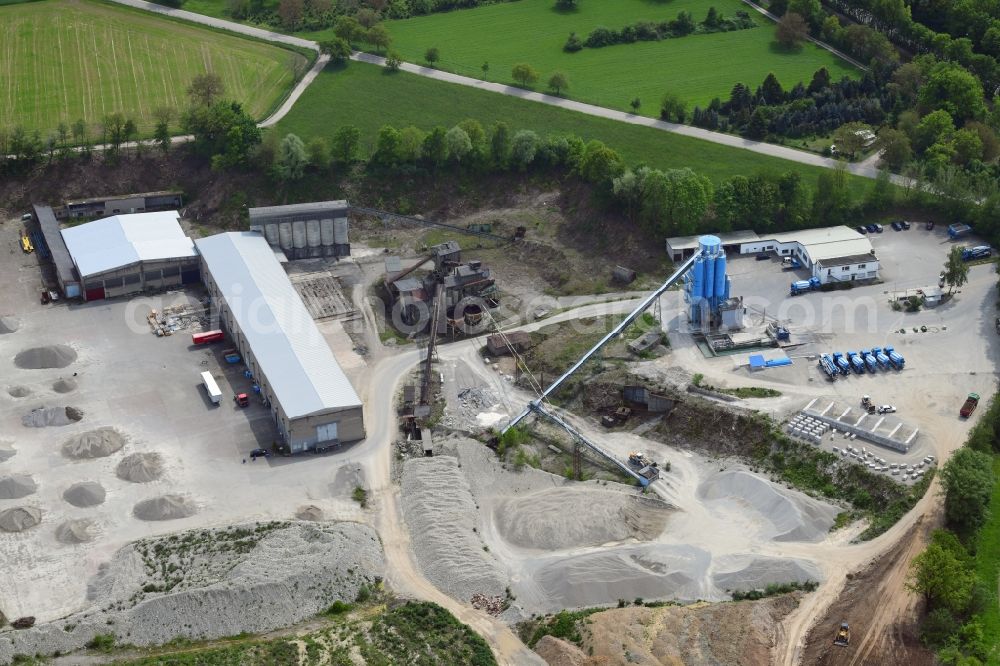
[187,73,225,108]
[547,71,569,95]
[331,125,361,163]
[277,133,307,180]
[366,24,392,52]
[424,46,440,66]
[776,12,808,48]
[319,38,352,64]
[511,63,539,88]
[278,0,304,30]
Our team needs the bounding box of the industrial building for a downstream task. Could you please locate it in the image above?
[60,211,199,301]
[34,204,82,298]
[666,226,879,284]
[248,200,351,260]
[196,232,364,453]
[57,191,183,220]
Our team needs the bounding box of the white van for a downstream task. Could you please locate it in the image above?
[201,371,222,405]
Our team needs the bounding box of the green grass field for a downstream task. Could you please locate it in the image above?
[275,61,870,196]
[0,0,307,135]
[363,0,858,110]
[973,456,1000,657]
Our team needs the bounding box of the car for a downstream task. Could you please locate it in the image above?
[856,226,868,235]
[249,448,270,459]
[878,405,896,414]
[901,220,911,230]
[21,213,32,221]
[873,223,884,233]
[892,469,900,475]
[890,463,898,469]
[891,221,902,231]
[832,446,840,453]
[755,253,770,261]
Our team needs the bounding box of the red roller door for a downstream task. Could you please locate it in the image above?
[85,287,105,301]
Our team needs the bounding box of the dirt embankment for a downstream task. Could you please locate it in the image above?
[534,594,802,666]
[799,520,936,666]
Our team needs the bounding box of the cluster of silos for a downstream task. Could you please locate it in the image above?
[260,218,350,259]
[683,235,732,325]
[248,201,352,260]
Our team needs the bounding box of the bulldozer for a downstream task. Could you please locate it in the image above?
[833,622,850,647]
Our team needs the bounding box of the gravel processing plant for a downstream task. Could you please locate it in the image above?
[1,202,998,666]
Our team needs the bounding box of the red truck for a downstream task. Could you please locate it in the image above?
[961,393,980,418]
[192,330,224,345]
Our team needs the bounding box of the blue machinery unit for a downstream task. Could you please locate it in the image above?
[684,235,732,326]
[819,346,905,379]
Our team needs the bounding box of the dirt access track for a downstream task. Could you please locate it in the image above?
[799,517,936,665]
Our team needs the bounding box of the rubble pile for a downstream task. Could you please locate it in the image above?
[441,387,500,430]
[470,593,507,616]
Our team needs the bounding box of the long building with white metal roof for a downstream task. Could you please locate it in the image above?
[60,210,200,300]
[196,232,364,452]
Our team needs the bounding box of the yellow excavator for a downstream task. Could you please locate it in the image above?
[833,622,850,647]
[20,231,34,254]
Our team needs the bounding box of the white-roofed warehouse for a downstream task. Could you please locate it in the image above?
[196,232,365,452]
[61,211,200,300]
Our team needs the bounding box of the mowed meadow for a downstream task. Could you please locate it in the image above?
[0,0,308,135]
[375,0,858,110]
[276,62,873,197]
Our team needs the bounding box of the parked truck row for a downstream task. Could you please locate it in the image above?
[818,347,903,379]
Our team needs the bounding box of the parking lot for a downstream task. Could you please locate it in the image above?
[0,217,373,621]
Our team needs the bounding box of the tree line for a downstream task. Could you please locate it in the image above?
[907,391,1000,665]
[563,7,755,52]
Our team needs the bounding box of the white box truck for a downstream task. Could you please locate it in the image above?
[201,371,222,405]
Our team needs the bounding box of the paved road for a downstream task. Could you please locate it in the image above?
[351,52,901,184]
[109,0,318,51]
[110,0,895,182]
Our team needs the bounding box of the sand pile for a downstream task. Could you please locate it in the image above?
[63,482,106,507]
[62,427,126,459]
[133,495,197,521]
[7,385,32,398]
[52,378,77,393]
[0,441,14,462]
[529,544,711,611]
[698,470,838,542]
[0,506,42,532]
[712,554,821,593]
[0,474,37,499]
[401,456,508,603]
[116,452,164,483]
[494,488,673,551]
[14,345,77,369]
[0,316,19,334]
[22,406,83,427]
[296,505,324,521]
[55,519,97,544]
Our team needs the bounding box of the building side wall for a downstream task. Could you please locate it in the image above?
[814,259,880,283]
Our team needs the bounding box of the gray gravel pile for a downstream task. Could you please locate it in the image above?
[0,441,15,462]
[14,345,76,369]
[7,385,32,398]
[52,378,77,393]
[22,405,83,427]
[0,522,385,662]
[0,474,37,499]
[0,506,42,532]
[401,455,508,603]
[63,482,106,507]
[494,488,672,551]
[55,519,97,544]
[62,427,126,459]
[116,452,164,483]
[133,494,196,520]
[0,316,19,334]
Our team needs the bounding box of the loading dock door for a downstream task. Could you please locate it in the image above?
[85,286,105,301]
[316,422,338,442]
